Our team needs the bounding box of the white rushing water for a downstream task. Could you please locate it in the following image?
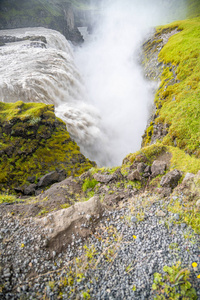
[0,27,105,163]
[0,0,187,166]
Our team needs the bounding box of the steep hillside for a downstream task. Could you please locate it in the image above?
[141,16,200,174]
[0,101,95,192]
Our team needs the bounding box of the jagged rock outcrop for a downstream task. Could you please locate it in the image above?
[0,0,83,43]
[160,169,182,189]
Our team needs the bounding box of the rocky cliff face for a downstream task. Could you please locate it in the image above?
[0,0,83,43]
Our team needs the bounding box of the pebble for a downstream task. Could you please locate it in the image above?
[131,216,137,222]
[174,213,180,221]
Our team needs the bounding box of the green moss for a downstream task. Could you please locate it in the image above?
[60,203,71,209]
[143,124,154,147]
[0,194,18,204]
[0,101,94,191]
[169,146,200,173]
[124,142,200,175]
[90,166,120,175]
[82,178,98,192]
[151,18,200,158]
[124,144,166,165]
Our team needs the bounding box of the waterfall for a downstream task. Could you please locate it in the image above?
[0,27,108,164]
[0,0,187,166]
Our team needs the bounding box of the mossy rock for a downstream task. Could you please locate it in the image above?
[0,101,95,191]
[124,143,200,175]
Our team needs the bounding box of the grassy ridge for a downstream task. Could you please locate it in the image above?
[155,17,200,158]
[141,15,200,171]
[0,101,94,191]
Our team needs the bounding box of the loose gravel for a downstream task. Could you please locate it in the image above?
[0,194,200,299]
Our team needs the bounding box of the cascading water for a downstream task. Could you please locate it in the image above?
[0,27,105,163]
[0,0,187,166]
[74,0,187,165]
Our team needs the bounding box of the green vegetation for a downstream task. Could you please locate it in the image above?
[81,178,99,200]
[152,262,197,299]
[156,18,200,157]
[0,194,18,204]
[82,178,98,192]
[37,208,49,216]
[168,194,200,234]
[0,101,94,191]
[124,143,200,175]
[143,17,200,162]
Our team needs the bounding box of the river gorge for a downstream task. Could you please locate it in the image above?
[0,0,187,166]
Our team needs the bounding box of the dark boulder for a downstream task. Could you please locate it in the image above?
[151,160,167,177]
[37,171,60,188]
[128,170,142,181]
[143,165,151,178]
[93,173,117,184]
[24,184,37,196]
[160,169,182,189]
[104,194,121,207]
[137,162,147,174]
[27,176,36,184]
[157,187,172,197]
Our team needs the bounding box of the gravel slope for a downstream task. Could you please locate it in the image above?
[0,192,200,299]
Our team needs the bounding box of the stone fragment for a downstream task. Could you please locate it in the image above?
[93,173,117,183]
[182,172,195,184]
[57,169,67,182]
[182,173,195,188]
[131,216,137,223]
[104,194,121,207]
[24,184,37,196]
[37,196,104,252]
[135,154,147,163]
[156,210,166,217]
[151,160,167,177]
[113,168,124,180]
[181,223,187,229]
[137,162,147,174]
[144,165,151,174]
[174,213,180,221]
[128,170,142,181]
[160,169,182,189]
[14,185,25,193]
[37,171,60,188]
[27,176,36,183]
[157,187,172,197]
